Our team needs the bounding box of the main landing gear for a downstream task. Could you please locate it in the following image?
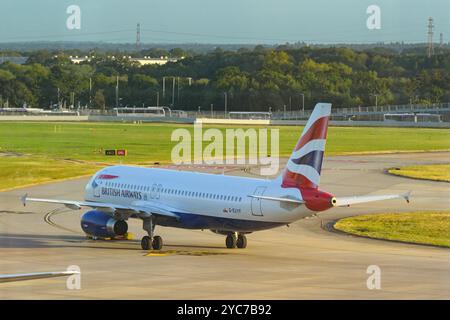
[225,233,247,249]
[141,217,163,250]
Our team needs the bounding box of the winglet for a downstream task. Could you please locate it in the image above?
[402,191,412,203]
[21,193,28,207]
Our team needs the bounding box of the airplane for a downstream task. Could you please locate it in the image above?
[22,103,411,250]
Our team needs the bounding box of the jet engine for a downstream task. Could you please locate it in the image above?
[81,210,128,238]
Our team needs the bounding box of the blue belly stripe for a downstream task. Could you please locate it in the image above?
[156,212,285,232]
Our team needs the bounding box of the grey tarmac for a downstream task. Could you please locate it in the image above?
[0,152,449,299]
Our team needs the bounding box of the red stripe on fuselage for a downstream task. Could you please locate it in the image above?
[97,174,119,180]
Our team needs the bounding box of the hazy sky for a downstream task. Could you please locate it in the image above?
[1,0,449,44]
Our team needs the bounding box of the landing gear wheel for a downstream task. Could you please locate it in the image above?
[236,235,247,249]
[226,234,237,248]
[141,236,151,250]
[152,235,163,250]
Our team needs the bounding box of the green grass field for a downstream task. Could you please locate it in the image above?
[0,155,100,191]
[389,164,450,182]
[334,212,450,247]
[0,122,450,190]
[1,122,450,162]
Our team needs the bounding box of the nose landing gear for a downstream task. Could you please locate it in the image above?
[141,217,163,250]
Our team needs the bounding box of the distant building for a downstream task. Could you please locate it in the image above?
[130,56,179,66]
[69,55,180,66]
[69,56,89,64]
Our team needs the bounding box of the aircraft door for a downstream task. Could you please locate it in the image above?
[251,186,266,216]
[91,177,101,198]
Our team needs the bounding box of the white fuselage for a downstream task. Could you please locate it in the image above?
[84,165,314,232]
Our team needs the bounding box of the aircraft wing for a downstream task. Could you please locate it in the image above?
[21,194,179,220]
[129,200,180,219]
[334,191,411,207]
[0,271,79,283]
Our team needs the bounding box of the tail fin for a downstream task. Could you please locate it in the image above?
[281,103,331,189]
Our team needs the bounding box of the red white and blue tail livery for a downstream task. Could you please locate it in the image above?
[22,103,411,250]
[282,102,330,190]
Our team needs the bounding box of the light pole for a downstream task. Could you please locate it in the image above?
[224,92,228,118]
[71,92,75,109]
[57,87,60,109]
[177,77,181,104]
[171,77,175,107]
[156,91,159,107]
[410,95,419,109]
[115,76,119,108]
[370,94,379,108]
[299,93,305,115]
[162,77,166,99]
[89,77,92,109]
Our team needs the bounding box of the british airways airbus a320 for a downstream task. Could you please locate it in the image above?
[22,103,411,250]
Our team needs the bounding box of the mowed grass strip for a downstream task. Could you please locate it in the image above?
[1,122,450,190]
[389,164,450,182]
[0,155,100,191]
[0,122,450,165]
[334,212,450,248]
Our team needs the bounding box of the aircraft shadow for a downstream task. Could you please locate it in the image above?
[0,233,225,251]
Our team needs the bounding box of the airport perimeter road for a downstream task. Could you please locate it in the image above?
[0,153,449,299]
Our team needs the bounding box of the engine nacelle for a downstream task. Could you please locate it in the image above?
[81,210,128,239]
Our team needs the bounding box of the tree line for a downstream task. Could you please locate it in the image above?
[1,46,449,111]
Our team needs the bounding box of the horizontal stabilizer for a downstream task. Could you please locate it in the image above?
[334,191,412,207]
[248,194,305,204]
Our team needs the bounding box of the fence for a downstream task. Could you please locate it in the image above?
[1,102,450,123]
